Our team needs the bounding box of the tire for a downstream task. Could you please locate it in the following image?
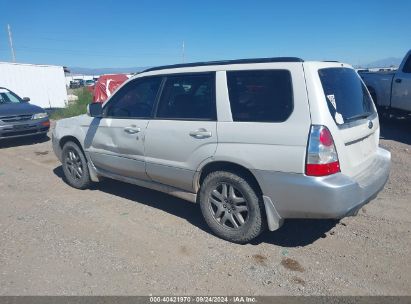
[61,141,92,189]
[199,171,266,243]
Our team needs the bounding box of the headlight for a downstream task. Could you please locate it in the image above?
[32,112,48,120]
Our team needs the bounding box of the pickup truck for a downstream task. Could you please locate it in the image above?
[360,50,411,113]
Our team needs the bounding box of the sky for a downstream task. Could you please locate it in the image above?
[0,0,410,68]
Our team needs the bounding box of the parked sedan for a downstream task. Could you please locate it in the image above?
[0,87,50,139]
[69,80,81,89]
[85,80,95,87]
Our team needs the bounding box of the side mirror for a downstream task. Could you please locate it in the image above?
[22,97,30,102]
[87,102,103,117]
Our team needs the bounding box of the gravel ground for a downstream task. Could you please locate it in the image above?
[0,117,410,296]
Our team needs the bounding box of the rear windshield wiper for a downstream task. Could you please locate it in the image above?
[345,113,371,122]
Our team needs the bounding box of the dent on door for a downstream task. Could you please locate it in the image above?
[86,118,150,180]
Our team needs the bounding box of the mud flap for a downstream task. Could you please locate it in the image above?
[263,196,284,231]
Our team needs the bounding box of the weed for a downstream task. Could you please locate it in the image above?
[50,88,92,119]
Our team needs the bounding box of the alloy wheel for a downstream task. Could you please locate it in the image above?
[208,183,249,229]
[65,149,84,180]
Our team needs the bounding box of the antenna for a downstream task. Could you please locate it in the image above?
[7,24,16,62]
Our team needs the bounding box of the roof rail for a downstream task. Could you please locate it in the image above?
[142,57,304,73]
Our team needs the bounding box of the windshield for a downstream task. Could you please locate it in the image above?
[318,68,375,125]
[0,89,22,104]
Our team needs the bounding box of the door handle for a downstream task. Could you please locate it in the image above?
[189,128,212,138]
[124,126,141,134]
[395,78,402,83]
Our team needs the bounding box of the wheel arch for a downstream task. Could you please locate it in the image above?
[196,161,263,196]
[59,135,84,151]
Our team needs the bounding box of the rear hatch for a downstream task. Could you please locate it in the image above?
[305,63,379,178]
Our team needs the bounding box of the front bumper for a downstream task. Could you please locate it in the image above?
[52,130,63,161]
[254,147,391,219]
[0,118,50,139]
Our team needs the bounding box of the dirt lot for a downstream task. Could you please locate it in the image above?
[0,117,410,296]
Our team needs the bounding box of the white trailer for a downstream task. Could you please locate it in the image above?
[0,62,68,108]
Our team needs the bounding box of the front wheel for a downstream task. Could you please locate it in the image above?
[61,141,91,189]
[198,171,266,243]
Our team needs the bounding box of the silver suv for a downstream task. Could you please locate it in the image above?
[52,57,391,243]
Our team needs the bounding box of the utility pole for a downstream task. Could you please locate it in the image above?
[182,40,185,63]
[7,24,16,62]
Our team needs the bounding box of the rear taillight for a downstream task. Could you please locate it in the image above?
[305,125,340,176]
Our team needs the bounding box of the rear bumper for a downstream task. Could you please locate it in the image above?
[254,147,391,219]
[0,119,50,139]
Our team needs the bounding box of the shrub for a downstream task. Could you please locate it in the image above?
[50,88,92,120]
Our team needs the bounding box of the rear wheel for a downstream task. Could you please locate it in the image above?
[199,171,266,243]
[61,141,91,189]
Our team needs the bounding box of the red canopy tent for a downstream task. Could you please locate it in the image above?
[93,74,128,103]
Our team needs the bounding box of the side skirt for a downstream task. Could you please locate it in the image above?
[94,167,198,203]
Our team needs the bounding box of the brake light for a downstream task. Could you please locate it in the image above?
[305,125,340,176]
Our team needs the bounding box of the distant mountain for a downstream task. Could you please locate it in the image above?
[68,66,150,75]
[359,57,402,69]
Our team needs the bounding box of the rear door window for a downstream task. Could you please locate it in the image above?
[226,70,293,122]
[318,68,375,125]
[155,73,216,120]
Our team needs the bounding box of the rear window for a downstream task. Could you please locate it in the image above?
[226,70,293,122]
[318,68,375,125]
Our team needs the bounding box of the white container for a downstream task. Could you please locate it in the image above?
[0,62,68,108]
